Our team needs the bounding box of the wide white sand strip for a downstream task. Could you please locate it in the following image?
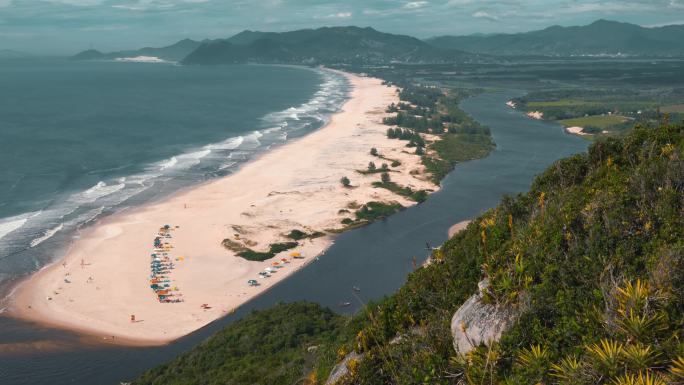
[9,72,436,345]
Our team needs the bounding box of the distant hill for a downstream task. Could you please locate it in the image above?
[426,19,684,57]
[71,39,201,61]
[182,26,474,65]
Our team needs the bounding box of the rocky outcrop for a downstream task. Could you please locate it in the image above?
[450,279,520,355]
[325,351,365,385]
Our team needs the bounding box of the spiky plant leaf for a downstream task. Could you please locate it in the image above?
[586,339,624,378]
[621,343,662,372]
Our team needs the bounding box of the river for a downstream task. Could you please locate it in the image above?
[0,90,588,385]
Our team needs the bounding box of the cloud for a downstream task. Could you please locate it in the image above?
[404,1,427,9]
[473,10,499,21]
[43,0,106,5]
[317,11,352,19]
[4,0,684,54]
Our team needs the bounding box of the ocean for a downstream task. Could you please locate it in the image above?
[0,59,350,299]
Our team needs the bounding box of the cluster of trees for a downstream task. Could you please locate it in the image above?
[133,302,347,385]
[386,102,431,116]
[354,201,404,222]
[398,86,443,108]
[383,112,442,134]
[386,127,425,146]
[383,85,495,183]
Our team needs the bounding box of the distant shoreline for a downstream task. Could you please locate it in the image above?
[8,70,437,345]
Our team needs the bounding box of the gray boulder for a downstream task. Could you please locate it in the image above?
[325,351,365,385]
[450,279,520,355]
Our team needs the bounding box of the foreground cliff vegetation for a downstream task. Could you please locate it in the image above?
[323,120,684,385]
[135,120,683,385]
[135,302,349,385]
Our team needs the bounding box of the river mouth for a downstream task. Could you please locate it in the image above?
[0,90,588,385]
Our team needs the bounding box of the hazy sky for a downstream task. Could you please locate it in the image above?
[3,0,684,54]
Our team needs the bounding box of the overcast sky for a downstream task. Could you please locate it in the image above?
[3,0,684,55]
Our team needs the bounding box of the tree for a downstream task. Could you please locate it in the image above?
[416,146,425,155]
[381,163,389,171]
[340,176,351,187]
[368,162,376,171]
[381,172,391,184]
[370,147,378,156]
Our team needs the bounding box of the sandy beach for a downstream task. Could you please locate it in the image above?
[565,126,591,136]
[9,71,436,345]
[448,220,471,238]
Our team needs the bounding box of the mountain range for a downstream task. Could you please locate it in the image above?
[71,38,201,61]
[426,19,684,57]
[181,26,471,65]
[71,20,684,65]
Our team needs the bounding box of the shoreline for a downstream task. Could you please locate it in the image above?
[447,220,471,238]
[8,71,437,346]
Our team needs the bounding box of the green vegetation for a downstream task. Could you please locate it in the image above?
[511,86,684,137]
[354,201,403,222]
[333,201,405,232]
[134,302,348,385]
[423,133,496,183]
[526,99,597,108]
[372,178,429,203]
[559,115,630,130]
[223,241,299,262]
[369,147,402,167]
[383,85,495,184]
[340,176,351,187]
[357,162,395,175]
[286,229,325,241]
[287,229,308,240]
[320,121,684,384]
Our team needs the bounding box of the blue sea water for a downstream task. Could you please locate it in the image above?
[0,59,350,295]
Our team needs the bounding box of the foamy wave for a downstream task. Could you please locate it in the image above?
[260,68,349,132]
[205,136,244,150]
[157,149,211,171]
[72,181,126,203]
[158,156,178,171]
[29,223,64,248]
[0,212,39,241]
[179,149,211,162]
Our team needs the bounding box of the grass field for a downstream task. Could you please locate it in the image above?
[661,104,684,113]
[558,115,630,129]
[526,99,596,108]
